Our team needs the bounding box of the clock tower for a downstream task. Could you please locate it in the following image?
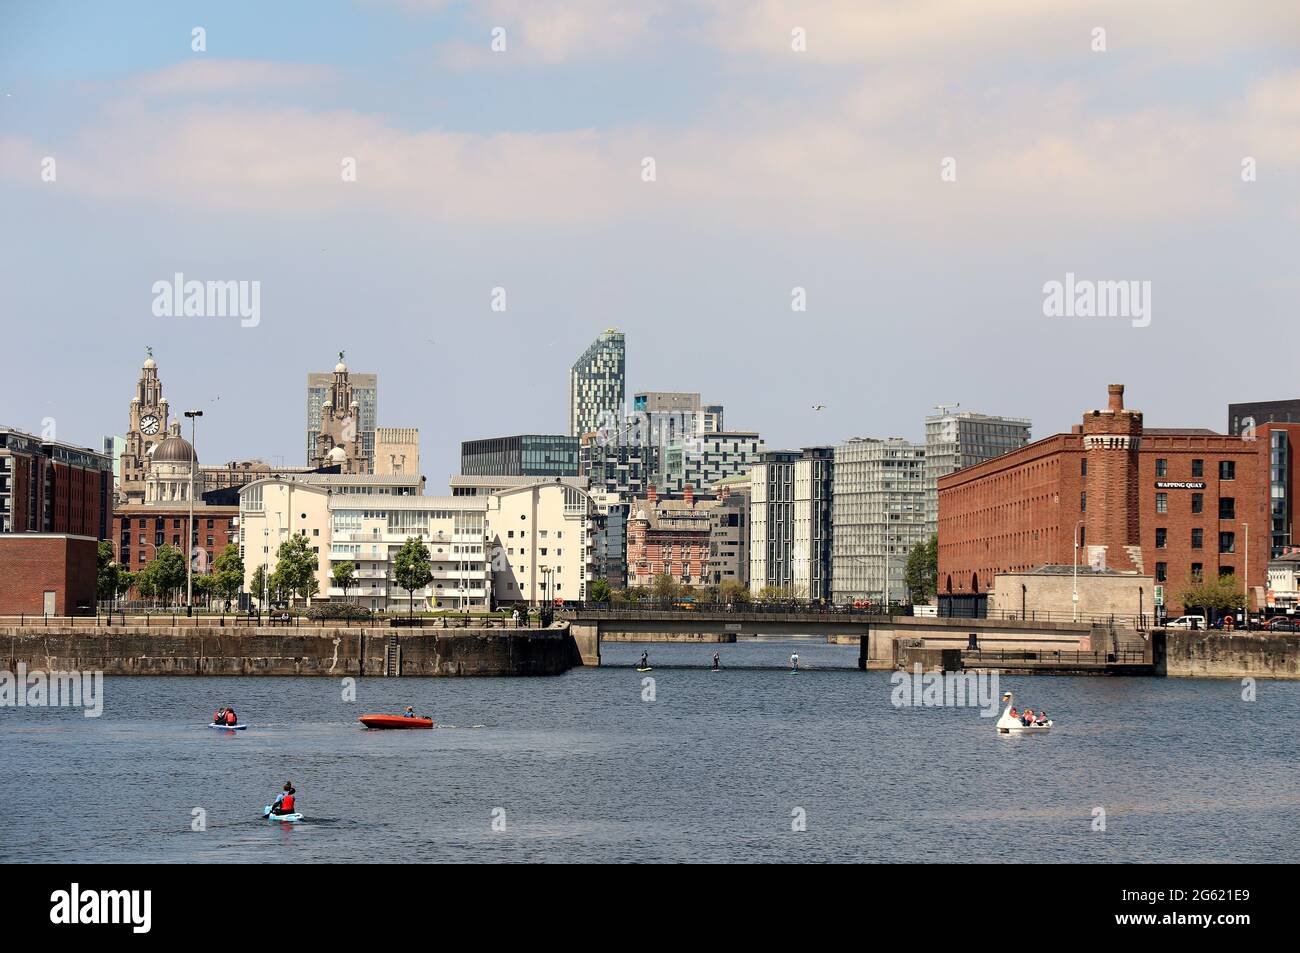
[121,347,171,503]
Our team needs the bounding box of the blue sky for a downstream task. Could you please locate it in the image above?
[1,1,1297,479]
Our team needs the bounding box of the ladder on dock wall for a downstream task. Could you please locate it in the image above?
[384,636,401,677]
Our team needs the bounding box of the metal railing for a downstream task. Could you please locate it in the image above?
[960,648,1150,666]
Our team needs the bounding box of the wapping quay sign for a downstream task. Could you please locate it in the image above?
[1155,481,1207,489]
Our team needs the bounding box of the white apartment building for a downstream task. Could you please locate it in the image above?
[486,481,595,606]
[831,438,928,604]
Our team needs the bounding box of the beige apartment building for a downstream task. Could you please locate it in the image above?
[486,481,595,606]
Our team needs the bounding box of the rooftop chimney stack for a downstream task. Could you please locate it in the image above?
[1107,384,1125,413]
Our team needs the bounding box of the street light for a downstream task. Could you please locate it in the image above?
[184,409,203,616]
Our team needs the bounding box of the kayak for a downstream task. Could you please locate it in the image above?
[358,714,434,729]
[263,807,303,822]
[209,723,248,730]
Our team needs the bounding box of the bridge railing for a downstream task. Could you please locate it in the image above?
[561,602,1149,627]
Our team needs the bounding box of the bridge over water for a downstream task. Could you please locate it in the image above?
[560,606,1124,669]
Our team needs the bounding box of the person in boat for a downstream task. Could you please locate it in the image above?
[639,651,649,669]
[403,707,417,718]
[1023,709,1035,726]
[270,782,297,816]
[790,652,800,670]
[213,707,226,725]
[1038,711,1048,725]
[1008,706,1018,721]
[712,652,720,671]
[224,707,238,726]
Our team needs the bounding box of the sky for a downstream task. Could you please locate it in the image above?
[1,0,1297,481]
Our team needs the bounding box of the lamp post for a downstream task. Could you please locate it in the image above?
[184,410,203,615]
[1072,519,1086,622]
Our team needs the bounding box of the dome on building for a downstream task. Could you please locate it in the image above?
[335,360,347,374]
[322,398,332,409]
[327,446,348,464]
[143,357,157,370]
[152,435,197,465]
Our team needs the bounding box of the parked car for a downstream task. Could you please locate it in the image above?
[1264,617,1300,632]
[1166,614,1208,630]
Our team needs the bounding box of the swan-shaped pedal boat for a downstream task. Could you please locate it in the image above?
[995,692,1054,734]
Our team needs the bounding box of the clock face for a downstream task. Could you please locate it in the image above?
[140,414,160,436]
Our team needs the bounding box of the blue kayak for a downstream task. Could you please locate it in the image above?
[263,807,303,822]
[209,723,248,730]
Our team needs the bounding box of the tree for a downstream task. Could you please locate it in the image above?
[904,535,938,604]
[116,571,136,603]
[274,534,319,607]
[192,574,215,609]
[96,541,121,604]
[588,578,611,604]
[211,543,243,610]
[392,537,433,622]
[718,578,749,605]
[332,560,357,603]
[652,573,679,601]
[1176,573,1245,619]
[140,545,186,606]
[250,564,270,608]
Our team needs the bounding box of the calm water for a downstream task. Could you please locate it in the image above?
[3,636,1298,863]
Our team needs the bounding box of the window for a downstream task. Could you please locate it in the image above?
[1218,497,1235,520]
[1080,458,1087,476]
[1191,528,1203,550]
[1080,492,1086,512]
[1191,563,1203,581]
[1156,562,1167,582]
[1219,461,1235,481]
[1155,459,1168,477]
[1219,566,1235,578]
[1155,493,1167,513]
[1155,528,1167,549]
[1219,532,1235,554]
[1191,493,1204,514]
[1192,459,1204,478]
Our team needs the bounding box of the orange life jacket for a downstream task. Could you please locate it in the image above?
[225,710,237,725]
[280,793,295,812]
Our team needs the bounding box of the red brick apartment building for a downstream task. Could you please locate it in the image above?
[0,533,99,615]
[938,385,1300,615]
[0,427,112,539]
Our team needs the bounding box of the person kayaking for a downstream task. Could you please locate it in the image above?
[212,707,226,725]
[711,651,720,671]
[790,652,800,671]
[213,706,237,726]
[269,781,297,817]
[403,707,418,718]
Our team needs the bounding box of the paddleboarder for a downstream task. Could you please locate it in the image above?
[268,781,297,817]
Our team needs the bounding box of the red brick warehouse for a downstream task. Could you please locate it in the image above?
[937,384,1300,615]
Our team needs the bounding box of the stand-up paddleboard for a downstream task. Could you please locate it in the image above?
[358,714,434,729]
[635,667,653,673]
[263,806,303,822]
[209,723,248,730]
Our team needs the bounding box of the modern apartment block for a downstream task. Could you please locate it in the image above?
[306,357,377,471]
[664,430,764,494]
[831,437,928,605]
[750,447,834,599]
[579,433,658,499]
[1,426,113,539]
[1228,398,1300,436]
[923,408,1031,537]
[460,434,579,478]
[569,329,626,438]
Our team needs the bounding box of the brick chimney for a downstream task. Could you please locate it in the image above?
[684,484,694,506]
[1107,383,1125,412]
[646,483,657,505]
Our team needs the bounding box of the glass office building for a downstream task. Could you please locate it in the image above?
[460,434,580,478]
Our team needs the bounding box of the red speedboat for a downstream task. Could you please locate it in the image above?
[358,714,434,729]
